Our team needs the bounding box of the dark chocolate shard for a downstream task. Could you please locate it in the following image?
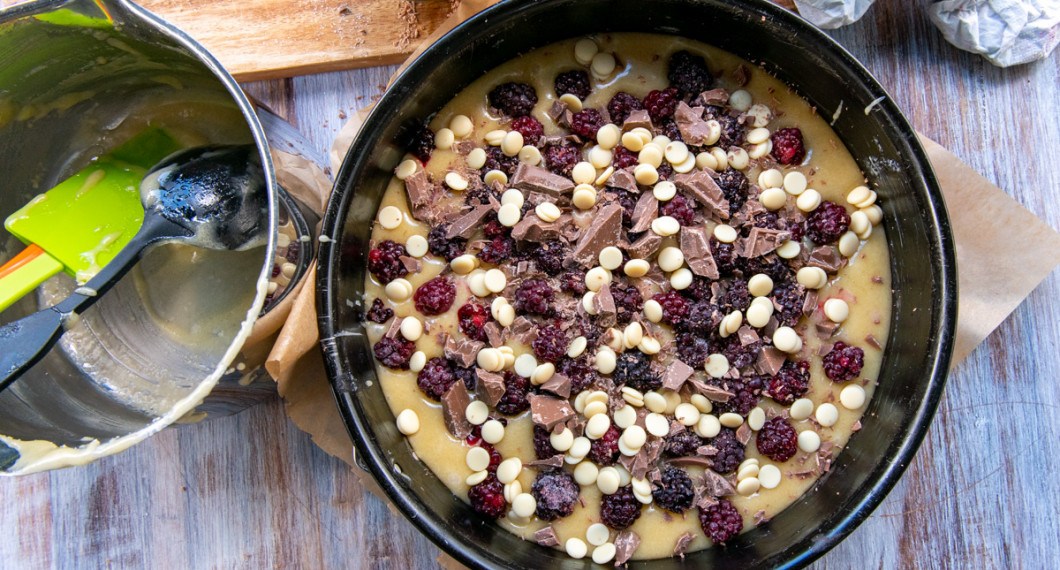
[530,394,576,431]
[441,381,472,439]
[614,531,641,566]
[444,335,483,369]
[511,163,575,197]
[475,369,507,407]
[572,203,624,266]
[661,358,695,391]
[669,455,714,469]
[534,526,560,547]
[674,171,729,219]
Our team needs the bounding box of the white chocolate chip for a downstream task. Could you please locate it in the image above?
[476,347,504,372]
[435,127,455,150]
[824,298,850,322]
[584,400,608,418]
[796,266,828,290]
[638,336,661,355]
[675,403,701,426]
[645,413,670,437]
[484,129,506,146]
[564,336,587,358]
[466,446,491,472]
[620,425,647,451]
[690,394,713,414]
[483,169,508,187]
[784,171,808,195]
[729,89,752,112]
[746,127,771,145]
[746,296,774,328]
[531,362,555,385]
[378,205,403,230]
[696,414,722,438]
[796,188,822,212]
[838,231,860,257]
[798,429,821,452]
[710,147,729,170]
[664,141,690,165]
[481,419,505,444]
[586,523,610,547]
[746,274,773,298]
[503,480,522,504]
[585,266,612,291]
[405,234,428,257]
[719,412,744,428]
[634,163,659,185]
[759,187,787,211]
[384,278,412,302]
[583,291,598,315]
[483,269,507,294]
[727,147,750,171]
[449,114,473,138]
[496,304,515,327]
[815,403,839,427]
[501,130,524,156]
[585,413,612,439]
[713,224,738,243]
[652,216,681,236]
[850,210,870,235]
[758,464,782,489]
[395,159,417,180]
[496,457,522,484]
[444,171,468,191]
[623,321,644,349]
[589,145,613,169]
[651,134,671,149]
[840,384,867,409]
[643,391,667,413]
[657,246,685,272]
[519,144,542,165]
[758,168,784,189]
[599,246,624,270]
[514,353,538,378]
[604,327,624,352]
[466,148,487,170]
[465,470,488,486]
[572,161,597,185]
[574,461,600,486]
[511,493,536,518]
[501,188,525,208]
[399,316,422,341]
[737,477,761,496]
[652,181,677,202]
[643,299,663,323]
[638,144,663,168]
[748,103,773,127]
[748,407,766,431]
[719,311,743,338]
[409,351,427,373]
[737,463,760,481]
[847,185,872,207]
[550,427,575,452]
[790,398,814,421]
[573,185,598,209]
[621,131,646,152]
[566,537,588,559]
[535,202,561,223]
[497,203,522,227]
[450,254,478,275]
[595,347,617,374]
[696,150,718,171]
[670,267,694,290]
[674,152,697,173]
[597,124,621,150]
[396,409,419,435]
[559,92,583,112]
[591,51,616,77]
[597,467,621,495]
[772,326,803,353]
[614,405,637,428]
[776,239,801,259]
[624,258,650,278]
[862,204,883,225]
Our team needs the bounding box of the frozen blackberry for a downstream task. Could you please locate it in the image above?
[607,91,644,125]
[365,298,394,324]
[611,144,638,169]
[710,427,746,475]
[533,240,568,276]
[806,200,851,245]
[513,278,554,316]
[488,82,537,117]
[653,290,690,326]
[544,143,580,177]
[744,254,794,284]
[653,465,695,514]
[664,428,705,457]
[660,193,696,226]
[613,351,661,392]
[716,114,744,148]
[407,125,435,163]
[611,284,643,325]
[717,279,751,313]
[454,364,478,392]
[468,473,507,519]
[716,168,748,215]
[699,499,742,544]
[822,341,865,382]
[413,276,456,316]
[533,424,556,460]
[600,485,643,530]
[532,327,568,363]
[458,302,491,342]
[495,372,531,416]
[676,332,711,369]
[588,425,621,466]
[771,127,806,165]
[481,146,520,177]
[571,108,605,140]
[668,50,713,99]
[367,240,408,284]
[510,115,544,146]
[683,276,714,301]
[710,237,740,276]
[560,270,588,295]
[676,299,718,336]
[427,224,466,261]
[554,69,592,100]
[532,470,580,521]
[478,235,516,264]
[417,357,457,400]
[611,187,639,228]
[771,282,807,327]
[558,356,596,394]
[373,336,415,370]
[643,87,679,122]
[767,360,810,405]
[657,119,683,145]
[756,417,798,462]
[715,375,763,415]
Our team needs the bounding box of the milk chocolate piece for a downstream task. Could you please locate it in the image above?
[674,532,695,557]
[741,227,789,258]
[668,455,714,469]
[623,109,653,132]
[674,171,729,219]
[530,394,576,431]
[546,100,568,123]
[534,526,560,547]
[511,213,569,242]
[695,88,730,107]
[630,192,659,233]
[541,372,572,399]
[399,255,422,274]
[662,358,695,391]
[446,204,494,240]
[735,423,752,445]
[816,321,840,339]
[454,140,476,155]
[674,101,719,147]
[511,163,574,197]
[614,531,641,566]
[732,65,751,87]
[444,335,483,368]
[404,170,436,211]
[803,289,819,317]
[383,316,403,339]
[572,203,624,266]
[701,469,736,497]
[737,325,759,347]
[607,168,640,194]
[753,510,770,525]
[679,225,719,279]
[529,455,566,470]
[755,346,787,377]
[484,322,506,347]
[476,369,507,407]
[690,379,734,402]
[509,316,538,346]
[865,334,882,350]
[441,381,472,439]
[808,246,847,274]
[594,283,617,328]
[627,232,663,259]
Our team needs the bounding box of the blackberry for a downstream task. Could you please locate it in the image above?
[664,428,705,457]
[611,187,639,228]
[676,332,711,368]
[611,284,643,325]
[744,255,793,284]
[613,351,661,392]
[643,88,679,122]
[558,356,596,394]
[657,119,682,145]
[771,127,806,165]
[653,290,690,326]
[468,473,507,519]
[513,279,554,316]
[767,360,810,405]
[373,336,415,370]
[683,276,714,302]
[806,200,851,245]
[717,279,751,313]
[533,424,556,460]
[481,146,520,177]
[367,240,408,284]
[458,302,491,342]
[533,240,568,276]
[716,168,749,215]
[285,242,301,263]
[668,50,713,99]
[578,315,602,348]
[822,341,865,382]
[676,300,718,336]
[544,143,580,177]
[660,193,696,226]
[611,145,638,169]
[532,470,580,521]
[600,485,642,530]
[496,372,531,416]
[710,427,746,474]
[478,235,516,264]
[407,125,435,163]
[427,224,466,261]
[554,69,592,100]
[454,365,478,392]
[560,271,588,295]
[532,327,569,363]
[413,276,456,316]
[510,115,544,146]
[715,375,763,415]
[755,417,798,462]
[653,465,695,514]
[699,499,742,544]
[607,91,644,125]
[588,425,621,466]
[771,282,807,327]
[417,357,457,400]
[710,237,740,276]
[571,108,605,140]
[488,82,538,117]
[365,298,393,324]
[716,114,744,148]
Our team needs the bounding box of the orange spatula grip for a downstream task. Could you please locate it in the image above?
[0,245,64,313]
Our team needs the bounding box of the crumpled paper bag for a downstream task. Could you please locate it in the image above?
[793,0,876,28]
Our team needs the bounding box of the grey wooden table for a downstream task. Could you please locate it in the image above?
[3,5,1059,569]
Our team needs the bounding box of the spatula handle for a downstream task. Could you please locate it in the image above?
[0,244,64,314]
[0,307,65,392]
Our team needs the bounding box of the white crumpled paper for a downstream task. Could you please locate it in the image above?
[792,0,1060,67]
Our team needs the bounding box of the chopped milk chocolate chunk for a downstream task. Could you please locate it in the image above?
[404,170,444,224]
[510,316,538,345]
[594,283,618,328]
[753,510,771,525]
[865,334,882,350]
[511,214,570,242]
[546,100,567,123]
[674,532,695,557]
[808,246,847,274]
[803,289,819,317]
[608,168,639,194]
[732,65,751,87]
[755,346,787,377]
[530,394,576,431]
[816,321,840,339]
[541,372,572,399]
[441,381,473,439]
[735,423,752,445]
[534,526,560,547]
[444,335,483,368]
[695,88,730,107]
[700,469,736,498]
[454,140,476,155]
[614,531,641,566]
[668,455,714,469]
[674,171,729,219]
[484,322,506,347]
[690,378,734,402]
[737,325,759,346]
[476,369,507,407]
[623,109,653,132]
[399,255,422,274]
[572,203,624,266]
[627,232,663,259]
[630,192,660,233]
[674,101,719,147]
[661,358,695,391]
[383,316,403,339]
[446,204,494,240]
[680,225,720,279]
[741,227,789,258]
[511,163,574,197]
[529,455,566,470]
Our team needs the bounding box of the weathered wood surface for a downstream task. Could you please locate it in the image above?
[3,5,1059,569]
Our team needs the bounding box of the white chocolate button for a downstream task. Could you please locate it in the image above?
[465,470,488,486]
[512,493,536,518]
[796,188,822,212]
[696,414,721,438]
[518,145,542,165]
[592,542,616,564]
[569,437,591,460]
[748,274,773,297]
[583,292,598,315]
[653,180,677,202]
[664,141,689,164]
[850,210,870,235]
[748,103,773,127]
[574,461,600,487]
[705,353,729,378]
[572,161,597,185]
[466,148,487,170]
[624,258,650,278]
[532,362,555,386]
[737,477,761,496]
[727,147,750,171]
[481,419,505,444]
[466,447,491,472]
[384,279,412,302]
[790,398,814,421]
[696,150,718,171]
[395,159,417,180]
[585,266,612,291]
[643,299,663,323]
[484,129,506,146]
[399,316,422,341]
[409,351,426,373]
[862,204,884,225]
[748,407,766,431]
[657,247,684,272]
[444,171,468,191]
[599,246,624,270]
[614,405,637,428]
[584,400,608,418]
[550,427,574,452]
[559,92,583,112]
[652,216,681,236]
[476,347,503,372]
[719,311,743,337]
[796,266,828,290]
[573,185,598,209]
[585,413,612,439]
[405,234,428,257]
[670,268,693,290]
[595,347,617,374]
[449,114,473,138]
[840,384,867,409]
[746,297,774,328]
[643,391,667,413]
[378,206,403,230]
[798,429,821,452]
[597,124,621,150]
[483,169,508,187]
[465,400,488,425]
[773,326,803,353]
[591,51,616,77]
[638,144,663,168]
[729,89,752,112]
[675,403,701,426]
[621,425,647,450]
[847,185,873,207]
[719,412,744,428]
[501,188,525,208]
[496,457,522,484]
[589,145,613,169]
[838,231,860,257]
[568,336,588,358]
[597,467,621,495]
[759,464,782,489]
[634,163,659,185]
[501,130,523,156]
[784,171,807,195]
[776,239,801,259]
[713,224,738,243]
[566,537,588,559]
[759,187,787,210]
[758,168,784,189]
[484,268,507,294]
[824,298,850,322]
[737,463,760,481]
[746,127,771,145]
[815,403,839,427]
[497,203,522,227]
[587,523,610,547]
[435,127,455,150]
[536,202,561,223]
[496,304,515,327]
[396,409,419,435]
[691,394,713,414]
[623,321,644,349]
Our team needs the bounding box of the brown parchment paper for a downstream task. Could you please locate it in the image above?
[269,3,1060,567]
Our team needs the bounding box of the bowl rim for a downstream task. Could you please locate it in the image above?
[316,0,958,567]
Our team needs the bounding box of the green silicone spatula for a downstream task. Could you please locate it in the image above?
[0,128,181,313]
